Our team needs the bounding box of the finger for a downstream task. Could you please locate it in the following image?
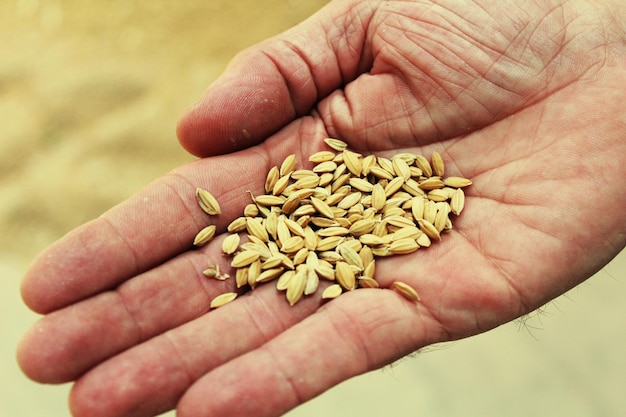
[176,0,373,157]
[67,283,326,417]
[17,234,234,383]
[176,289,441,417]
[20,118,324,314]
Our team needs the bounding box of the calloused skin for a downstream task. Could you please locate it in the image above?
[17,1,626,416]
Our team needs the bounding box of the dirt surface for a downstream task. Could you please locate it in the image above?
[1,1,625,417]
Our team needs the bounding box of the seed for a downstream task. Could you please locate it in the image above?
[235,267,249,288]
[310,197,335,219]
[309,150,336,163]
[281,236,305,253]
[272,173,291,196]
[371,183,386,212]
[324,138,348,151]
[444,176,472,188]
[349,177,374,193]
[317,226,350,237]
[221,233,241,254]
[377,157,394,175]
[247,260,262,287]
[392,226,422,241]
[210,292,238,308]
[392,281,420,302]
[389,238,419,255]
[262,255,285,270]
[361,155,377,175]
[336,262,356,291]
[227,217,247,233]
[418,219,441,241]
[315,263,336,281]
[243,203,259,217]
[280,154,297,177]
[368,166,395,181]
[419,177,445,190]
[254,194,285,206]
[284,218,306,237]
[339,244,364,270]
[304,269,320,295]
[423,200,438,224]
[384,176,405,197]
[427,189,449,202]
[202,264,219,278]
[265,166,279,193]
[349,219,377,236]
[414,155,432,177]
[196,188,221,215]
[338,191,362,209]
[386,215,416,228]
[359,276,379,288]
[343,150,363,176]
[276,270,295,291]
[363,259,375,278]
[286,269,307,305]
[431,151,445,177]
[434,203,450,233]
[293,175,320,189]
[231,250,261,268]
[392,157,411,180]
[322,284,343,299]
[193,225,216,246]
[246,217,269,242]
[450,188,465,215]
[256,267,285,283]
[359,233,385,246]
[313,160,338,173]
[316,236,344,251]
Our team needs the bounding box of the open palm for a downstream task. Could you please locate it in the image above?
[18,1,626,417]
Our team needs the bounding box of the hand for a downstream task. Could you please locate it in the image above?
[18,1,626,416]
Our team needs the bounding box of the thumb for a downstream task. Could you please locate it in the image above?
[176,0,373,157]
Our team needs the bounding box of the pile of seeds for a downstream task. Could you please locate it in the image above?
[193,138,471,308]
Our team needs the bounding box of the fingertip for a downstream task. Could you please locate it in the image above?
[20,252,57,315]
[16,320,65,384]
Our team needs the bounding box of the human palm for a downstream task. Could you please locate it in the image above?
[18,1,626,417]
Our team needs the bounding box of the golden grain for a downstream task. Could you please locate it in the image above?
[210,292,238,308]
[193,225,216,246]
[196,188,221,215]
[221,233,240,255]
[324,138,348,151]
[392,281,421,302]
[322,284,343,299]
[431,151,445,177]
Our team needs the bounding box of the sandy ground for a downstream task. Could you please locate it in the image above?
[1,1,624,416]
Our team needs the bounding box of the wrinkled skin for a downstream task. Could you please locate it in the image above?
[17,1,626,416]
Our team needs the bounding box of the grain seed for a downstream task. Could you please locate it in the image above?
[392,281,421,302]
[210,292,238,308]
[431,151,445,177]
[265,166,279,193]
[193,225,216,246]
[324,138,348,151]
[286,269,307,305]
[196,188,221,215]
[221,233,241,255]
[322,284,343,299]
[231,250,261,268]
[280,154,297,177]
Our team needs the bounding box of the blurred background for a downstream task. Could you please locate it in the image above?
[1,1,624,416]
